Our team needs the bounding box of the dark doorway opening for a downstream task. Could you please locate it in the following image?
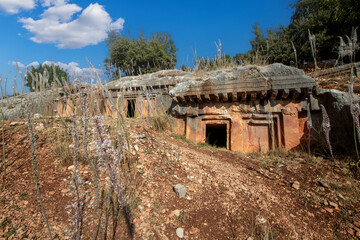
[206,124,227,148]
[127,99,136,118]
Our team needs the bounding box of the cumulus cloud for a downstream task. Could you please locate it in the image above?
[27,61,40,68]
[43,61,102,78]
[19,1,125,48]
[12,60,103,79]
[12,61,25,68]
[0,0,36,14]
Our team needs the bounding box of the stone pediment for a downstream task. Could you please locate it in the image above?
[169,63,316,102]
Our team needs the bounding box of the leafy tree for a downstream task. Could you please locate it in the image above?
[105,30,177,78]
[288,0,360,63]
[235,23,293,65]
[237,0,360,66]
[25,64,69,92]
[195,54,234,71]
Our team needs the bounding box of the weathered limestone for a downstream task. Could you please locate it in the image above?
[169,64,316,152]
[311,89,360,152]
[2,63,358,153]
[0,90,58,120]
[170,64,315,103]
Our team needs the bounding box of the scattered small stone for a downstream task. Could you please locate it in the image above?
[337,193,345,200]
[307,212,315,217]
[198,179,202,184]
[186,196,192,200]
[133,134,146,139]
[68,165,75,171]
[247,237,254,240]
[176,227,184,238]
[35,123,45,131]
[318,180,330,189]
[189,226,200,235]
[187,175,194,181]
[292,181,300,190]
[174,184,187,198]
[354,221,360,228]
[134,145,139,151]
[256,216,267,223]
[329,201,338,209]
[168,209,180,218]
[33,113,42,119]
[225,191,236,198]
[325,208,333,213]
[10,121,25,126]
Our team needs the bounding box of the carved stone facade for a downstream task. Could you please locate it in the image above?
[105,64,317,152]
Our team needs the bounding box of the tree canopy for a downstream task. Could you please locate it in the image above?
[105,30,177,78]
[25,64,69,92]
[236,0,360,66]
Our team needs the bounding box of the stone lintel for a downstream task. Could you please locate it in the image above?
[202,94,211,102]
[241,92,247,101]
[250,92,257,101]
[195,94,202,102]
[210,94,219,102]
[231,92,238,102]
[219,92,228,102]
[282,89,289,99]
[176,96,185,103]
[260,90,267,99]
[184,95,193,103]
[293,88,301,99]
[270,90,278,100]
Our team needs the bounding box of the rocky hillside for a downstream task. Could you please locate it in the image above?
[1,118,359,239]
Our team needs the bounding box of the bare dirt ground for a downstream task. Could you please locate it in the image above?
[304,67,360,94]
[1,118,360,239]
[316,75,360,94]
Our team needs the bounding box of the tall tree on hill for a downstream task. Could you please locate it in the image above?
[287,0,360,63]
[105,30,177,78]
[25,64,69,92]
[236,0,360,66]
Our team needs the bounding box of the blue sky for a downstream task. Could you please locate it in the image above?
[0,0,295,93]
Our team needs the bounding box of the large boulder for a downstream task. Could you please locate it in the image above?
[313,89,360,153]
[0,91,57,120]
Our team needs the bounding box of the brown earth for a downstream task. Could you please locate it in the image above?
[0,118,360,240]
[304,68,360,94]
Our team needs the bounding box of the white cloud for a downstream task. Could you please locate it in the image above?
[12,60,103,79]
[40,0,62,7]
[27,61,40,68]
[41,1,81,22]
[0,0,36,14]
[12,61,25,68]
[19,2,125,48]
[43,61,102,78]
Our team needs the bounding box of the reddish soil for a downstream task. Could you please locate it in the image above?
[1,119,360,239]
[304,67,360,94]
[316,75,360,94]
